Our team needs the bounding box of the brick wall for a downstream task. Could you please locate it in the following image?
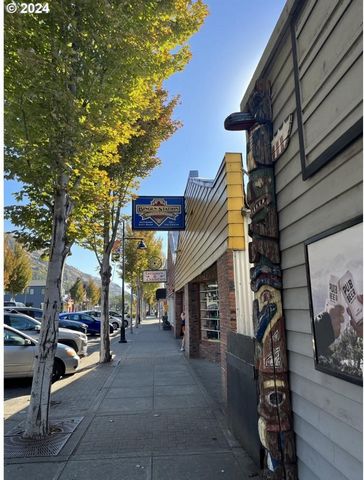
[184,282,200,358]
[178,253,237,378]
[200,339,221,363]
[174,290,184,338]
[217,250,237,399]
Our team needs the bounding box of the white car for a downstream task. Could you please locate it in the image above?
[4,312,88,357]
[4,325,79,381]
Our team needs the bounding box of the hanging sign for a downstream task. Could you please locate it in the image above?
[156,288,167,300]
[132,196,185,230]
[142,270,167,283]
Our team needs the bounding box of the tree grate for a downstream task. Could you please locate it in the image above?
[5,433,71,458]
[5,416,84,436]
[4,417,84,458]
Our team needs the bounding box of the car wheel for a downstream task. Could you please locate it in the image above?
[123,319,129,328]
[52,358,65,382]
[112,322,119,330]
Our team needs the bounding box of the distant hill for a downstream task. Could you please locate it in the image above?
[29,249,122,297]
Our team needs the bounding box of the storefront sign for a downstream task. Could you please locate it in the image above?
[143,270,167,283]
[132,196,185,230]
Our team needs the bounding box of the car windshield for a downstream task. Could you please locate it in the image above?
[4,329,29,346]
[5,314,40,331]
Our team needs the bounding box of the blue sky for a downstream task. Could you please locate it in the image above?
[5,0,286,289]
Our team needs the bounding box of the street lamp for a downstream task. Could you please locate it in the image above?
[119,220,146,344]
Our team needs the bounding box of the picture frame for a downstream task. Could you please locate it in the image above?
[305,216,363,385]
[290,2,363,180]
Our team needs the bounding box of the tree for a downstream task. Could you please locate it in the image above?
[123,225,165,322]
[86,279,100,308]
[4,236,16,291]
[5,0,207,438]
[4,237,32,296]
[69,278,86,310]
[83,89,180,362]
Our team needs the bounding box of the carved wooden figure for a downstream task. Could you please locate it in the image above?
[247,79,297,480]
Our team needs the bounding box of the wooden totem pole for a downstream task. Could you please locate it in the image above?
[246,80,297,479]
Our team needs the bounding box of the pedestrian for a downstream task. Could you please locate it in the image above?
[180,311,186,351]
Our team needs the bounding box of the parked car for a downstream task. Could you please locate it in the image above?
[4,325,79,381]
[83,310,128,329]
[4,301,26,307]
[109,310,131,322]
[58,317,88,334]
[4,312,88,357]
[4,307,88,334]
[59,312,114,335]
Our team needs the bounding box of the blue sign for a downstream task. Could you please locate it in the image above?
[132,196,185,230]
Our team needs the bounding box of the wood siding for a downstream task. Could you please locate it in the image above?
[175,153,245,291]
[240,1,363,478]
[294,0,362,169]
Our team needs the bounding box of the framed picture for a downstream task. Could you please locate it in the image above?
[305,217,363,385]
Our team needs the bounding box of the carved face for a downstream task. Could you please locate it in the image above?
[247,123,273,172]
[258,373,292,432]
[247,168,275,221]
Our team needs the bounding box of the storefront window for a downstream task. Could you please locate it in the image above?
[200,283,220,341]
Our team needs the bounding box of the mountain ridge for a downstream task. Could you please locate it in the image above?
[29,250,122,297]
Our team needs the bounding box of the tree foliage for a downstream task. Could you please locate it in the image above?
[5,0,208,251]
[70,277,86,305]
[4,237,16,291]
[86,279,100,307]
[4,236,33,295]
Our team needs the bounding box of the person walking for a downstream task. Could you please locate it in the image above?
[180,311,186,351]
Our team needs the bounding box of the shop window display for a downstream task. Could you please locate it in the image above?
[200,283,220,341]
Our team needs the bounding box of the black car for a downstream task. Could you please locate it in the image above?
[4,307,88,334]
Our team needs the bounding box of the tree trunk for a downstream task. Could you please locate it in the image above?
[23,184,70,439]
[100,254,112,363]
[136,277,140,327]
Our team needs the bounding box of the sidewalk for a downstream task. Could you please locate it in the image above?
[4,317,259,480]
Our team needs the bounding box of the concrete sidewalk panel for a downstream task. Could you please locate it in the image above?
[75,410,229,454]
[105,386,153,399]
[154,385,201,396]
[59,457,151,480]
[154,374,196,386]
[97,397,153,413]
[5,462,65,480]
[153,452,248,480]
[111,376,154,387]
[154,394,207,410]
